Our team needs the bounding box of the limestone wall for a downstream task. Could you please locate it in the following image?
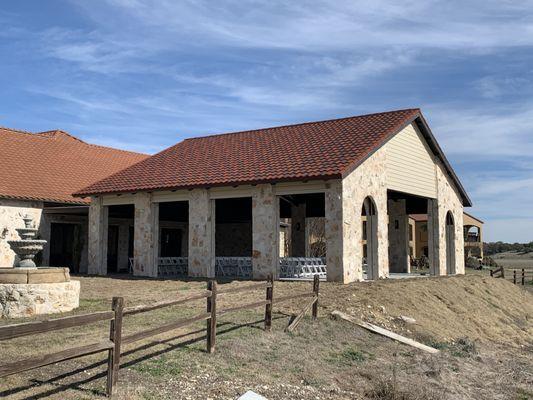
[435,161,465,275]
[328,145,389,283]
[0,198,44,268]
[133,193,157,277]
[252,184,278,279]
[188,189,215,277]
[88,197,107,275]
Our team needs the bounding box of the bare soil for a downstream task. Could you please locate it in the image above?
[0,274,532,400]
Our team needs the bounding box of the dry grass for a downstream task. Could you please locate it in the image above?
[0,274,532,399]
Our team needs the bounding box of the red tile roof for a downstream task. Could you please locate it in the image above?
[74,109,471,206]
[0,127,148,204]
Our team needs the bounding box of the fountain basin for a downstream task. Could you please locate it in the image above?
[0,267,71,284]
[0,268,79,318]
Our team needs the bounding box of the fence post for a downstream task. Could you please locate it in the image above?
[264,275,273,331]
[522,269,525,285]
[312,275,319,320]
[106,297,124,397]
[501,267,505,278]
[206,280,217,354]
[490,269,493,277]
[513,270,517,285]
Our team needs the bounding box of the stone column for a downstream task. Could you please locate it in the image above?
[117,223,130,272]
[387,199,410,273]
[325,181,363,283]
[133,193,158,277]
[427,198,441,276]
[252,184,279,279]
[88,196,108,275]
[325,181,346,282]
[188,189,215,278]
[290,203,306,256]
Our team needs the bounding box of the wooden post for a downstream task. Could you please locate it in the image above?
[206,280,217,354]
[522,269,525,285]
[501,267,505,278]
[106,297,124,397]
[514,270,517,285]
[264,275,273,331]
[312,275,319,320]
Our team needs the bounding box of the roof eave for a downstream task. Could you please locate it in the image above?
[73,174,343,198]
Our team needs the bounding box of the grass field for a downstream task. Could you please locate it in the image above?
[0,275,532,399]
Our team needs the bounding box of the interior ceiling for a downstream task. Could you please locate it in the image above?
[387,190,429,214]
[215,197,252,223]
[279,193,325,218]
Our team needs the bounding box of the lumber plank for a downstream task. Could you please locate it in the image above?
[0,340,113,377]
[285,297,316,333]
[331,310,439,354]
[0,311,114,340]
[122,313,211,345]
[123,291,211,316]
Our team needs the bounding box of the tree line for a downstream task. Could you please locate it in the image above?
[484,241,533,255]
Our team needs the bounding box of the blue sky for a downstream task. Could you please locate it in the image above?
[1,1,532,242]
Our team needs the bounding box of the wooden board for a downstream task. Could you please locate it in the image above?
[285,297,316,333]
[331,311,439,354]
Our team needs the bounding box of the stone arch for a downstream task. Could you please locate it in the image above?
[445,211,456,275]
[362,196,379,280]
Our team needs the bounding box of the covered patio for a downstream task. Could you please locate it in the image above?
[78,109,471,283]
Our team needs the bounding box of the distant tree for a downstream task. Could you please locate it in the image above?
[484,241,533,255]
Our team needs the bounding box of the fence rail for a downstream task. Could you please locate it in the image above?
[0,275,319,397]
[490,266,533,286]
[510,268,533,286]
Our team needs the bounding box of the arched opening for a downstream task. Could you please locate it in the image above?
[445,211,456,275]
[362,196,379,280]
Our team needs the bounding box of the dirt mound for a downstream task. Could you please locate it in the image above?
[310,275,532,346]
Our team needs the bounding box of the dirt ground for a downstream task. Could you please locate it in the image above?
[0,274,532,400]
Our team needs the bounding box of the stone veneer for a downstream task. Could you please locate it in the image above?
[0,280,80,318]
[326,145,389,283]
[188,189,215,278]
[0,198,43,267]
[252,184,279,279]
[133,192,157,277]
[434,161,465,275]
[388,199,410,273]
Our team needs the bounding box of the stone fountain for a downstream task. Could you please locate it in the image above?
[0,215,80,318]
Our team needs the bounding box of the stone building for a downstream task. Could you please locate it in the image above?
[0,127,147,271]
[76,109,473,283]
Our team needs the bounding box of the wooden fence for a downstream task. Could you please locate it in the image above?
[490,266,533,286]
[510,268,533,286]
[0,275,319,397]
[489,266,505,278]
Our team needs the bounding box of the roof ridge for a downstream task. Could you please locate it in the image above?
[0,125,35,135]
[37,129,87,144]
[1,125,148,156]
[183,108,420,141]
